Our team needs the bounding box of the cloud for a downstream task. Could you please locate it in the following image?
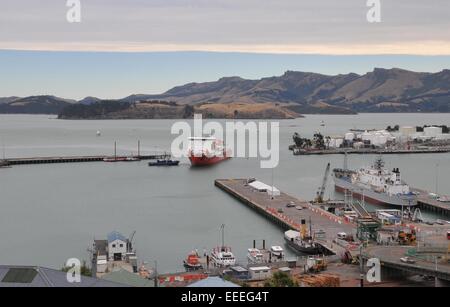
[1,0,450,55]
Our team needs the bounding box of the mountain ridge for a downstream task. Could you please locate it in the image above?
[2,68,450,115]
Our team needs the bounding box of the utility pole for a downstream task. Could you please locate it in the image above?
[271,167,274,200]
[434,256,438,288]
[154,260,158,287]
[435,162,439,194]
[359,244,364,288]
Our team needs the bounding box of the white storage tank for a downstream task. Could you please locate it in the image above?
[399,126,416,136]
[328,138,337,148]
[435,134,450,140]
[362,131,375,144]
[344,132,355,141]
[353,142,364,149]
[424,126,442,137]
[335,138,344,148]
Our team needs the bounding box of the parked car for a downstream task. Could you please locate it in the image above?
[400,257,415,264]
[286,201,296,208]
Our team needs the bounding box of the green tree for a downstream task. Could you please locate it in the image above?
[263,272,298,287]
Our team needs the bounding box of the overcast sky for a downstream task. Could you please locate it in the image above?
[1,1,450,99]
[1,0,450,54]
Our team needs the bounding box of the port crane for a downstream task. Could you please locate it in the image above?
[127,230,136,252]
[315,163,330,203]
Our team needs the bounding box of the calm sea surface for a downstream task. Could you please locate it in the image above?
[0,113,449,273]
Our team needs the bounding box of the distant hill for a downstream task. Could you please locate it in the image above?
[3,68,450,116]
[120,68,450,113]
[58,100,301,119]
[0,95,75,114]
[0,96,21,104]
[78,96,102,105]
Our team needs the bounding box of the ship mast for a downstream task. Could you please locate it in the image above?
[220,224,225,247]
[374,154,385,171]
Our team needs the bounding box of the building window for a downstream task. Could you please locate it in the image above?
[120,244,123,248]
[112,244,116,248]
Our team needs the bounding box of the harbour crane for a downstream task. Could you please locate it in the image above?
[315,163,331,203]
[127,230,136,252]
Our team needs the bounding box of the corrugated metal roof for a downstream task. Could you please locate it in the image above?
[101,269,154,287]
[107,231,127,243]
[0,265,126,287]
[248,181,280,193]
[187,277,240,287]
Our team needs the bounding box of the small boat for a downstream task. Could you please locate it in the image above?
[284,230,322,255]
[0,160,11,168]
[320,121,325,127]
[247,248,264,264]
[210,224,236,267]
[183,251,203,271]
[269,246,285,262]
[211,246,236,267]
[148,159,180,166]
[125,156,140,162]
[96,130,101,137]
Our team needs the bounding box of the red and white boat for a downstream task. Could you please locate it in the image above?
[188,137,231,166]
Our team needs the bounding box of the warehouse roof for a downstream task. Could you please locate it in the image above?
[0,265,126,287]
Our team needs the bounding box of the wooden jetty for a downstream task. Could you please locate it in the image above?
[214,178,358,256]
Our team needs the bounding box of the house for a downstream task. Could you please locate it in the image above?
[248,266,272,281]
[0,265,126,287]
[107,231,128,261]
[224,266,249,280]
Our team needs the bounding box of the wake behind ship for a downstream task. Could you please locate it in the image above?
[188,137,231,166]
[333,156,416,207]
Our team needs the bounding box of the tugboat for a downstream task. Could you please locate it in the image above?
[188,137,231,166]
[148,157,180,166]
[210,224,236,267]
[183,251,203,271]
[284,219,322,255]
[247,248,264,264]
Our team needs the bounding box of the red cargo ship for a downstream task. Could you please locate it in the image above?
[188,137,231,166]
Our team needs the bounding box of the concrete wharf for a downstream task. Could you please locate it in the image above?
[214,178,358,256]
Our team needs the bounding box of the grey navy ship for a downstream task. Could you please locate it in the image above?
[333,156,416,207]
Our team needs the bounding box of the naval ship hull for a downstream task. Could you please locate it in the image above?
[334,177,416,207]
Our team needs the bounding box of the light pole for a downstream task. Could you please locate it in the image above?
[435,162,439,194]
[359,243,364,288]
[154,260,158,287]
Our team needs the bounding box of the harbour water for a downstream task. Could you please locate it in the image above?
[0,113,449,273]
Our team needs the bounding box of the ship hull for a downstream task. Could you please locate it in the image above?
[284,239,323,255]
[334,177,416,207]
[188,154,230,166]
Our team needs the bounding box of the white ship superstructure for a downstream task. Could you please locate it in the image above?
[333,156,416,207]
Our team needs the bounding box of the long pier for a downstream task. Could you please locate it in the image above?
[214,178,357,256]
[411,188,450,217]
[4,154,170,166]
